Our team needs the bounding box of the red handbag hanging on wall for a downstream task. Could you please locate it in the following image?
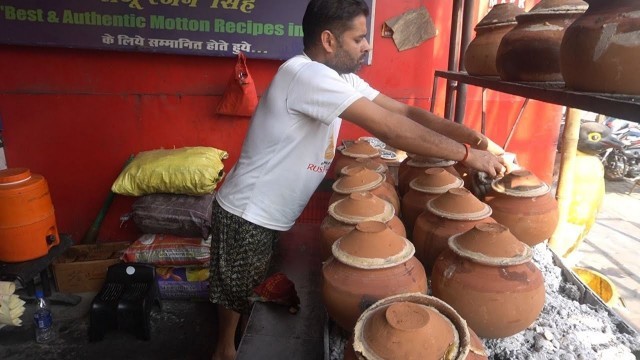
[216,52,258,117]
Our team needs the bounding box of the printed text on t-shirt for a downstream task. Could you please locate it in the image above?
[307,162,330,174]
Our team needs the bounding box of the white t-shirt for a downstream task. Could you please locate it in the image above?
[216,54,380,231]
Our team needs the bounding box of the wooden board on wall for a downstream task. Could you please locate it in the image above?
[0,0,375,60]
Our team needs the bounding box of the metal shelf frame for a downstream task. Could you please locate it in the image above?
[435,4,640,341]
[435,70,640,123]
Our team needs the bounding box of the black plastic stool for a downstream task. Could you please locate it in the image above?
[89,263,160,341]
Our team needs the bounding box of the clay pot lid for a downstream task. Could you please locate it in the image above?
[361,302,457,359]
[427,188,492,221]
[407,155,456,168]
[521,0,587,16]
[328,192,395,224]
[449,223,533,266]
[332,221,415,269]
[341,158,389,176]
[0,168,31,185]
[491,169,551,197]
[332,166,385,194]
[409,168,464,194]
[476,3,524,29]
[354,293,471,360]
[340,140,380,158]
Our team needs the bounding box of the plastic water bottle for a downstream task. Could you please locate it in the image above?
[33,290,55,343]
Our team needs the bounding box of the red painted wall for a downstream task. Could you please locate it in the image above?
[0,0,560,243]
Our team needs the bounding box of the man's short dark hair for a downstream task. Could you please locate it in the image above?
[302,0,370,50]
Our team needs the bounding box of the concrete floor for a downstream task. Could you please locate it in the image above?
[0,224,322,360]
[0,290,218,360]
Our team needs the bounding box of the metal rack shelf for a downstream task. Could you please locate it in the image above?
[435,70,640,122]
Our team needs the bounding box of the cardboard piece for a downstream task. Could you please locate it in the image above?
[383,7,437,51]
[52,242,129,293]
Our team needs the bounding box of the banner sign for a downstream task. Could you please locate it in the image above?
[0,0,375,60]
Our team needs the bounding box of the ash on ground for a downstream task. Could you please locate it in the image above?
[329,244,640,360]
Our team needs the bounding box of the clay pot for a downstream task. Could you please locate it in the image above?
[397,154,411,182]
[397,155,459,197]
[496,0,588,82]
[352,293,488,360]
[468,329,490,360]
[401,168,464,238]
[333,140,384,178]
[412,187,495,274]
[321,221,427,332]
[484,169,559,246]
[331,166,401,215]
[320,192,406,261]
[561,0,640,94]
[453,161,476,195]
[465,3,525,76]
[431,223,546,338]
[341,158,395,186]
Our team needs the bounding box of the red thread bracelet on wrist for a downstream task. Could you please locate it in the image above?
[461,143,471,163]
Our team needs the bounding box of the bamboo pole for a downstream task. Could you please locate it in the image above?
[549,107,582,255]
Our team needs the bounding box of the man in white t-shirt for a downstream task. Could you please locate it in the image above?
[210,1,507,359]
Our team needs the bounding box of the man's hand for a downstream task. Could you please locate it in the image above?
[464,148,506,178]
[485,138,506,157]
[471,135,520,175]
[501,152,521,174]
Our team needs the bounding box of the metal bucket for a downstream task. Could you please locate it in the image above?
[572,267,620,307]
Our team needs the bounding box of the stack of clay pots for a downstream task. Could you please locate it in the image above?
[321,137,554,356]
[484,169,559,247]
[465,3,525,76]
[431,223,546,338]
[333,140,386,179]
[351,293,489,359]
[340,158,396,187]
[560,0,640,94]
[412,187,495,273]
[330,166,401,215]
[496,0,588,81]
[401,168,464,237]
[320,192,406,261]
[397,155,459,197]
[321,221,427,332]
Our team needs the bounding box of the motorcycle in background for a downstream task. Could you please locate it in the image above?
[602,117,640,181]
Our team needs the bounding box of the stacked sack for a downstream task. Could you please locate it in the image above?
[111,147,228,301]
[0,281,25,327]
[122,233,212,300]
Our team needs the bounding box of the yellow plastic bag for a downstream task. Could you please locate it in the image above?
[111,147,229,196]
